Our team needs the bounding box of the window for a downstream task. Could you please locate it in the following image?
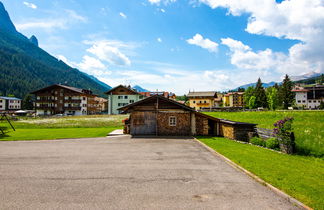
[302,100,306,103]
[193,101,195,103]
[169,116,176,126]
[124,96,128,99]
[118,96,123,99]
[0,105,2,108]
[313,100,316,103]
[297,100,301,103]
[83,97,86,100]
[130,100,134,103]
[0,100,2,103]
[204,101,206,103]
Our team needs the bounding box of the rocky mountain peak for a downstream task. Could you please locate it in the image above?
[29,35,39,47]
[0,1,17,33]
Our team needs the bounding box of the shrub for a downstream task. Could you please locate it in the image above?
[273,117,295,154]
[266,137,279,150]
[249,137,265,147]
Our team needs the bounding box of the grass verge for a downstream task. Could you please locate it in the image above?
[0,127,120,141]
[197,137,324,210]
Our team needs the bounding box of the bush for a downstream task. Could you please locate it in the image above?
[249,137,265,147]
[266,137,279,150]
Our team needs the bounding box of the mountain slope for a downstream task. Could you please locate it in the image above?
[133,85,149,92]
[234,81,277,90]
[0,1,111,98]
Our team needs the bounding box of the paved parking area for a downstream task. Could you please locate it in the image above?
[0,136,299,209]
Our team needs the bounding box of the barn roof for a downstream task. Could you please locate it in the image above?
[31,84,95,95]
[118,94,194,113]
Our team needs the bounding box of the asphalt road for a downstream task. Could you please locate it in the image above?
[0,136,300,210]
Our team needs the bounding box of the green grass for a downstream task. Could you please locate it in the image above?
[0,115,127,141]
[204,111,324,157]
[197,137,324,210]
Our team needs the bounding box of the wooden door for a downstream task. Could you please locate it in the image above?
[130,111,157,135]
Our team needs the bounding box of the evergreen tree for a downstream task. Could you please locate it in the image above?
[279,74,295,109]
[254,78,268,108]
[22,94,34,110]
[243,86,255,108]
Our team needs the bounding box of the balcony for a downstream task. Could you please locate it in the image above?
[64,106,81,111]
[196,103,210,106]
[37,105,55,109]
[36,99,56,103]
[64,99,81,103]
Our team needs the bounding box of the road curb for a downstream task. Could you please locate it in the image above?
[194,138,312,210]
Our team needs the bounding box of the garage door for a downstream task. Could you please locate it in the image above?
[130,111,157,135]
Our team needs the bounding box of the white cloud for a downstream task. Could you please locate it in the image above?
[147,0,176,5]
[199,0,324,74]
[23,2,37,9]
[160,8,166,13]
[85,40,132,66]
[16,10,87,31]
[119,12,127,19]
[221,37,317,75]
[157,37,162,42]
[187,34,218,53]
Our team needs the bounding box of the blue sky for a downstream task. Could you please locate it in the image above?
[2,0,324,94]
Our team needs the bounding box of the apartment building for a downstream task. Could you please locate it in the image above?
[223,92,244,107]
[31,84,97,116]
[106,85,144,115]
[187,91,220,110]
[0,96,22,112]
[292,85,324,109]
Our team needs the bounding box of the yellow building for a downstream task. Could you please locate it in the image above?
[223,92,244,107]
[187,91,221,110]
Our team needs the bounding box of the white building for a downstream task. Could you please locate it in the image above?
[292,85,324,109]
[0,97,22,112]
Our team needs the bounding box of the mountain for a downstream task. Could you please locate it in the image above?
[29,35,38,47]
[0,1,111,99]
[133,85,149,92]
[235,81,277,90]
[290,71,322,81]
[294,73,324,85]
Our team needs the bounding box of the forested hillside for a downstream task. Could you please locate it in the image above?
[0,1,111,99]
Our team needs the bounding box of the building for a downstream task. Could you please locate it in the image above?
[0,97,22,112]
[187,91,221,110]
[292,85,324,109]
[87,97,108,114]
[119,95,256,141]
[31,84,97,116]
[106,85,144,115]
[223,92,244,107]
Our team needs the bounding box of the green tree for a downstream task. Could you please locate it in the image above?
[266,87,279,110]
[254,78,268,108]
[22,94,34,110]
[279,74,295,109]
[248,96,256,109]
[244,86,255,108]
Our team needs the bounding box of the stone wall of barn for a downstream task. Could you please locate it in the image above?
[157,112,191,135]
[195,114,209,135]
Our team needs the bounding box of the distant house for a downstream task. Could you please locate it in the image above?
[119,95,256,141]
[139,91,176,99]
[105,85,144,115]
[0,96,22,112]
[292,85,324,109]
[223,92,244,107]
[187,91,221,110]
[31,84,97,116]
[87,97,108,114]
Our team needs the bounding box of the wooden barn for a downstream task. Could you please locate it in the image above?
[119,95,256,141]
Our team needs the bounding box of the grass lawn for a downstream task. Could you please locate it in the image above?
[0,115,127,141]
[204,111,324,157]
[197,137,324,210]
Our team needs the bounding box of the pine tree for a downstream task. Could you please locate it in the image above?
[279,74,295,109]
[22,94,34,110]
[243,86,255,108]
[254,78,268,108]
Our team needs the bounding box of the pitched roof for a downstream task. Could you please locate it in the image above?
[31,84,94,95]
[105,85,140,95]
[118,94,194,113]
[0,96,21,100]
[187,91,217,97]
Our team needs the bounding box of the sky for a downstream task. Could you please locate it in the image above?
[2,0,324,94]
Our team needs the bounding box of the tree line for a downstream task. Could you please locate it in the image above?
[243,74,295,110]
